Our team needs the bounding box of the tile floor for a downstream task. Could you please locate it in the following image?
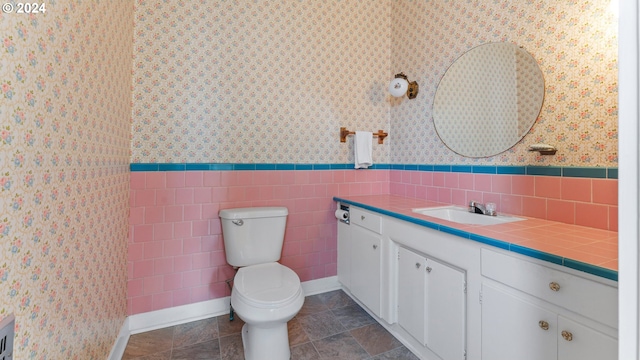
[122,290,419,360]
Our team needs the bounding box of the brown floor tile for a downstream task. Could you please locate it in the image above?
[287,318,310,346]
[217,314,245,337]
[331,304,375,330]
[122,327,174,359]
[371,346,420,360]
[317,290,356,309]
[172,317,219,348]
[121,291,419,360]
[171,340,221,360]
[297,294,329,317]
[219,333,244,360]
[290,342,321,360]
[350,323,403,356]
[312,332,369,359]
[136,351,172,360]
[297,310,346,341]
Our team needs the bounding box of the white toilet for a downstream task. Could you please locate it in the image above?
[219,207,304,360]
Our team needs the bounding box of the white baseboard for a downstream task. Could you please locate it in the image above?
[109,276,340,359]
[107,317,130,360]
[301,275,341,296]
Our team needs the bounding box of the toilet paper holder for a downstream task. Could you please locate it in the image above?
[336,204,350,224]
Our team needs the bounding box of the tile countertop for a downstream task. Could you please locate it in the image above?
[333,194,618,281]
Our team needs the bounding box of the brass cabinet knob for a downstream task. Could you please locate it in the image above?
[549,282,561,292]
[561,330,573,341]
[538,320,549,330]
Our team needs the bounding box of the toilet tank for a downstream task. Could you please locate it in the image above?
[219,207,288,267]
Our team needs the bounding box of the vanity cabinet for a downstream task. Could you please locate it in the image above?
[339,207,382,317]
[397,246,466,360]
[481,249,618,360]
[335,201,618,360]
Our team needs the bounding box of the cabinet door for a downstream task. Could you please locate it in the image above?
[557,316,617,360]
[397,246,428,345]
[481,283,558,360]
[337,221,351,289]
[426,257,466,360]
[350,224,381,316]
[397,248,467,360]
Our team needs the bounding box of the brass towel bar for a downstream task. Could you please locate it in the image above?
[340,127,388,144]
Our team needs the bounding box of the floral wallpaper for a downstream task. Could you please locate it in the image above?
[131,0,618,168]
[130,0,392,164]
[1,1,133,359]
[391,0,618,166]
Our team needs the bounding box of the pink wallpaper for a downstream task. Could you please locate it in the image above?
[127,170,389,314]
[0,1,133,358]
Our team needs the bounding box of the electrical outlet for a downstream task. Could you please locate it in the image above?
[0,314,14,360]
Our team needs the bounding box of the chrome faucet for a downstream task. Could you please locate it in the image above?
[469,201,497,216]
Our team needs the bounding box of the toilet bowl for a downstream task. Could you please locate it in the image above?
[231,262,304,360]
[219,207,304,360]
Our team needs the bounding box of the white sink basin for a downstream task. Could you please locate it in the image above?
[412,206,525,226]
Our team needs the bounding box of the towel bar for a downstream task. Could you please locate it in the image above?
[340,127,388,144]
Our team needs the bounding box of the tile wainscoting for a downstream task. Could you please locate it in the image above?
[128,164,617,316]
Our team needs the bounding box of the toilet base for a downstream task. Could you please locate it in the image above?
[241,322,291,360]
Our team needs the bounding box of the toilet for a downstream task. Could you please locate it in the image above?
[219,207,304,360]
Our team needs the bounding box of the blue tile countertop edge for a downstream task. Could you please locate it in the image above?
[333,196,618,282]
[130,163,618,179]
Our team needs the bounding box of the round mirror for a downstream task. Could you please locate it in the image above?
[433,43,545,158]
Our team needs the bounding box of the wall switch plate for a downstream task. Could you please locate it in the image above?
[0,314,15,360]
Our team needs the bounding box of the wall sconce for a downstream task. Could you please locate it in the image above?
[389,73,419,99]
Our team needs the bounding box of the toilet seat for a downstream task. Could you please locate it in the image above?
[233,262,302,309]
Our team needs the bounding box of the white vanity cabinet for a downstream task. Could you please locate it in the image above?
[397,246,466,360]
[339,207,383,317]
[480,249,618,360]
[335,201,618,360]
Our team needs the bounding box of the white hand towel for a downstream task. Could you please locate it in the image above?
[354,131,373,169]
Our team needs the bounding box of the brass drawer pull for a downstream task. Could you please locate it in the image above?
[538,320,549,330]
[549,282,561,292]
[561,330,573,341]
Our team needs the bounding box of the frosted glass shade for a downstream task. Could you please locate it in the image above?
[389,77,409,97]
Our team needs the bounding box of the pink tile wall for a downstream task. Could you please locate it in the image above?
[390,170,618,231]
[128,169,389,315]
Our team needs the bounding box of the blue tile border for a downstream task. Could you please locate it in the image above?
[562,167,607,178]
[526,166,563,176]
[129,163,618,179]
[333,196,618,281]
[509,244,564,266]
[563,258,618,281]
[471,165,496,174]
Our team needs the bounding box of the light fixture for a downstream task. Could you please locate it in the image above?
[389,73,419,99]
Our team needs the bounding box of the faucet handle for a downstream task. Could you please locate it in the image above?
[486,202,497,216]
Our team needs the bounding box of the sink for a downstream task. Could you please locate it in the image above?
[412,206,525,226]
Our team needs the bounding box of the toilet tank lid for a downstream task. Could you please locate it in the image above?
[219,207,288,220]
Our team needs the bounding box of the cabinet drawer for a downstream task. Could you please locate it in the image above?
[351,208,382,234]
[481,249,617,329]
